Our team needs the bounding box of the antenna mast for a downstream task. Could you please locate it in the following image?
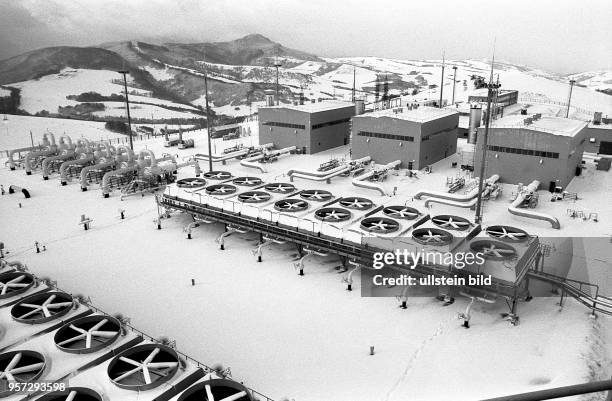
[474,46,500,224]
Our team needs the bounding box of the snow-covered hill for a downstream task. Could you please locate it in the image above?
[0,35,610,121]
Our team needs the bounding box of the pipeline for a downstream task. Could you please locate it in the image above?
[24,146,58,175]
[7,145,45,170]
[215,226,250,250]
[287,156,371,179]
[415,174,500,202]
[351,160,401,196]
[425,178,498,209]
[251,236,287,262]
[42,149,76,179]
[59,152,96,185]
[196,143,274,163]
[508,180,560,229]
[240,146,296,173]
[293,248,328,276]
[101,164,140,198]
[290,165,350,183]
[80,159,115,191]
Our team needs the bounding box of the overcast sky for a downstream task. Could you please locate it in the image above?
[1,0,610,74]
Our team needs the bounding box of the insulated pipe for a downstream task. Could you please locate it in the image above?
[351,160,401,196]
[287,156,371,178]
[42,149,76,179]
[424,181,496,209]
[196,143,274,162]
[414,174,500,202]
[293,249,328,276]
[80,159,115,190]
[138,149,158,168]
[508,180,560,229]
[24,147,58,174]
[290,165,350,183]
[7,145,45,170]
[240,146,296,173]
[116,145,135,163]
[59,153,95,185]
[101,164,140,197]
[44,132,56,146]
[58,135,74,151]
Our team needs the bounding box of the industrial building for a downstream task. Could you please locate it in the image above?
[474,114,588,189]
[258,101,355,154]
[468,89,518,108]
[583,113,612,154]
[350,106,459,169]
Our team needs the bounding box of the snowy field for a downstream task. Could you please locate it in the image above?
[0,118,610,400]
[9,68,203,119]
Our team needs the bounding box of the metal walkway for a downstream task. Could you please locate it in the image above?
[527,270,612,316]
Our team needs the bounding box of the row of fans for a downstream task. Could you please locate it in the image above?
[0,284,252,400]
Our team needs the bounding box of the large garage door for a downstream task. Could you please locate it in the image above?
[600,141,612,155]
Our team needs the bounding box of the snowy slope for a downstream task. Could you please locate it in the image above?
[566,70,612,92]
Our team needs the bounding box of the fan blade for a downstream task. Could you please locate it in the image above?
[118,356,142,367]
[146,361,178,369]
[46,302,73,309]
[91,330,119,338]
[9,362,44,375]
[65,390,78,401]
[42,306,52,318]
[142,365,152,385]
[113,366,142,382]
[89,318,109,332]
[8,275,26,284]
[6,352,22,371]
[220,391,248,401]
[85,333,92,349]
[18,308,42,319]
[144,347,160,364]
[205,384,216,401]
[57,333,87,346]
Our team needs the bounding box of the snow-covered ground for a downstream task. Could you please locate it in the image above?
[0,117,610,400]
[9,68,202,118]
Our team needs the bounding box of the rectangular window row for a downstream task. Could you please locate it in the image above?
[422,126,456,141]
[357,131,414,142]
[487,145,559,159]
[312,118,351,130]
[262,121,306,130]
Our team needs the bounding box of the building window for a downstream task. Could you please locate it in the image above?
[421,126,456,141]
[312,118,351,130]
[357,131,414,142]
[262,121,306,130]
[487,145,559,159]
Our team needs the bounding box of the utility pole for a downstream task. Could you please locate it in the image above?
[451,66,458,105]
[438,53,445,108]
[202,63,214,172]
[352,66,356,102]
[474,58,500,225]
[566,79,576,118]
[118,70,134,150]
[274,58,283,106]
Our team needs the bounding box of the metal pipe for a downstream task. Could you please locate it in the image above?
[101,164,140,198]
[42,150,76,179]
[240,146,296,173]
[415,174,499,202]
[508,180,560,229]
[80,159,115,190]
[196,143,274,163]
[287,156,371,178]
[59,154,95,185]
[7,145,45,170]
[351,160,401,195]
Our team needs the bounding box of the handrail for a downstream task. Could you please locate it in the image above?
[527,270,612,316]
